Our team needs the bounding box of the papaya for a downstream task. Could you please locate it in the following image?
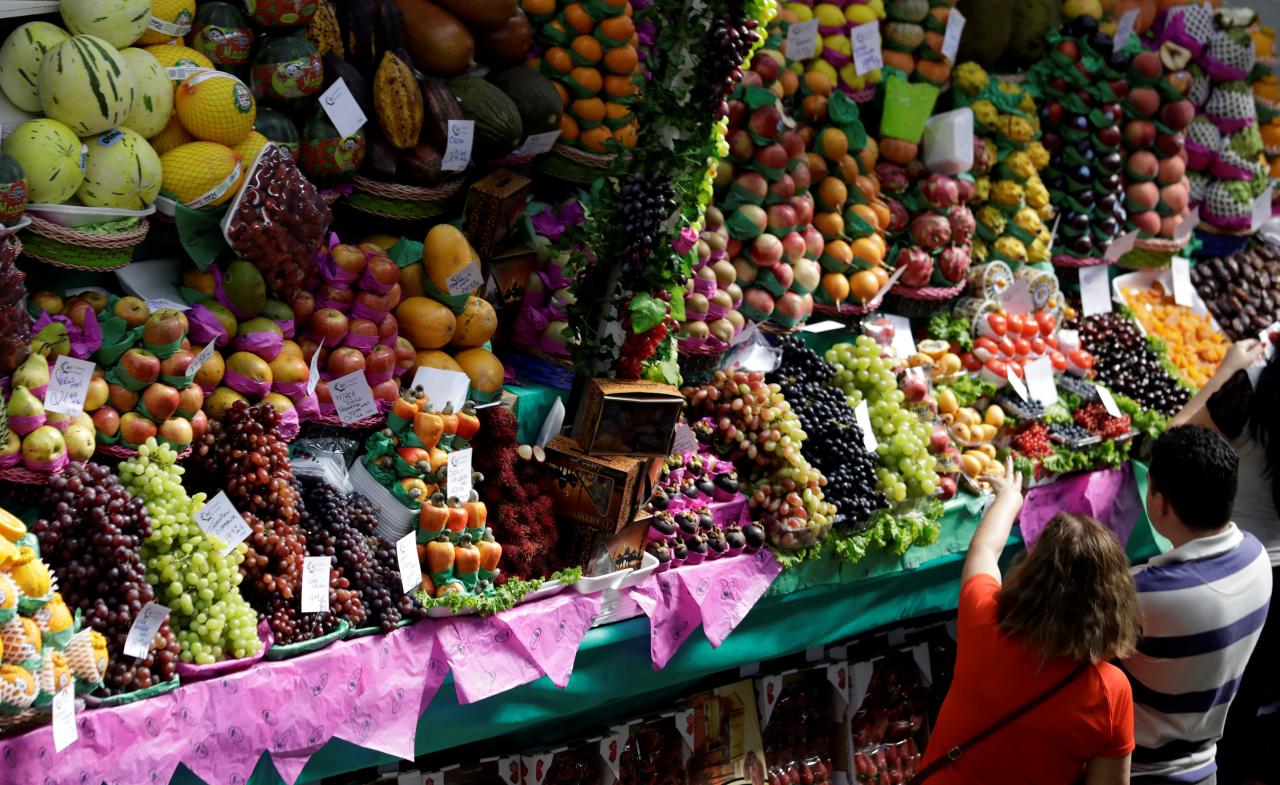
[476,10,533,66]
[433,0,517,30]
[393,0,475,76]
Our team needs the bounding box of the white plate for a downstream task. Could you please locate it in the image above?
[617,551,659,589]
[27,202,155,228]
[520,579,565,604]
[1111,268,1222,336]
[573,563,634,594]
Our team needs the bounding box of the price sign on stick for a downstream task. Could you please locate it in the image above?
[124,602,170,659]
[1170,257,1194,307]
[302,557,331,613]
[1094,384,1122,418]
[319,78,368,139]
[854,400,877,452]
[442,120,475,172]
[1079,265,1112,317]
[396,533,423,594]
[195,491,252,555]
[330,370,378,424]
[447,448,474,500]
[44,356,95,416]
[941,9,966,61]
[850,22,883,75]
[1024,356,1058,406]
[786,19,820,60]
[52,684,76,752]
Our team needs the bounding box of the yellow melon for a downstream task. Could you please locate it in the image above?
[453,348,504,394]
[144,43,213,76]
[138,0,196,45]
[175,69,255,146]
[414,350,463,373]
[231,130,268,163]
[395,297,457,350]
[149,113,193,153]
[159,141,242,207]
[449,296,497,348]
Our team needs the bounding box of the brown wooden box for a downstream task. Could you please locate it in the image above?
[572,378,684,457]
[464,169,532,259]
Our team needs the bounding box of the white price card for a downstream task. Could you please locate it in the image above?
[307,338,324,397]
[52,684,76,752]
[447,261,484,295]
[330,370,379,424]
[166,66,207,82]
[123,602,170,659]
[1174,207,1200,241]
[1024,356,1059,406]
[43,355,95,416]
[396,532,423,594]
[319,78,368,140]
[671,423,698,455]
[1252,186,1274,232]
[146,298,188,313]
[1113,9,1139,51]
[941,9,965,62]
[999,279,1032,315]
[409,366,470,412]
[854,400,878,452]
[1171,256,1194,307]
[195,491,253,555]
[1079,265,1113,317]
[1007,366,1030,402]
[1104,230,1139,262]
[301,556,331,613]
[1095,384,1122,418]
[513,130,561,157]
[447,448,474,501]
[885,314,916,359]
[786,19,820,61]
[850,21,884,76]
[441,119,475,172]
[187,340,217,381]
[801,320,845,333]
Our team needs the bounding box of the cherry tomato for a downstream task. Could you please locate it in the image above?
[1035,310,1056,336]
[1029,337,1047,356]
[996,336,1017,358]
[973,337,999,362]
[1014,337,1032,356]
[960,352,982,372]
[1049,350,1068,371]
[1020,317,1040,338]
[981,313,1007,337]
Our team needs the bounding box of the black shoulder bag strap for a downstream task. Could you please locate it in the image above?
[909,660,1091,784]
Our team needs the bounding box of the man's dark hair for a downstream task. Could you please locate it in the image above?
[1149,424,1239,531]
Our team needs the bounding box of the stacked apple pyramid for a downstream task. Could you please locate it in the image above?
[1118,50,1195,240]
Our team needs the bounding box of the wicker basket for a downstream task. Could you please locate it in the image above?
[1051,253,1109,288]
[343,177,465,221]
[1116,235,1192,270]
[309,410,387,429]
[883,281,965,317]
[534,143,623,183]
[95,443,192,461]
[0,460,86,485]
[21,215,149,270]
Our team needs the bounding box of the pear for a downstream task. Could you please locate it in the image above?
[21,425,65,468]
[7,386,45,434]
[260,299,293,322]
[62,424,94,462]
[29,322,70,358]
[0,430,18,459]
[223,260,266,318]
[12,354,49,391]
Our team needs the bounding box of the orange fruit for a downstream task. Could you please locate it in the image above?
[851,237,884,266]
[571,67,603,94]
[571,35,603,63]
[869,200,891,230]
[867,233,887,257]
[839,154,860,183]
[814,212,844,239]
[522,0,555,15]
[615,120,637,147]
[822,273,851,304]
[824,239,853,269]
[779,70,799,96]
[580,125,613,152]
[604,44,638,74]
[854,174,880,201]
[871,266,889,288]
[817,177,847,210]
[564,4,593,33]
[818,126,848,161]
[552,80,571,107]
[806,152,828,181]
[804,71,833,96]
[605,74,637,96]
[850,270,881,303]
[571,97,606,123]
[849,203,879,229]
[560,114,580,141]
[545,20,571,41]
[545,47,573,73]
[604,101,630,123]
[599,14,635,41]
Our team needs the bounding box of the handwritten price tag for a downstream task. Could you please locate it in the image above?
[396,532,423,594]
[123,602,170,659]
[442,119,475,172]
[941,9,965,62]
[52,684,76,752]
[513,130,561,157]
[195,491,252,555]
[1103,230,1138,261]
[307,338,324,397]
[1113,9,1139,52]
[43,355,95,416]
[301,556,331,613]
[854,400,877,452]
[1079,265,1113,317]
[1095,384,1122,418]
[447,448,473,501]
[330,370,379,424]
[447,261,484,295]
[409,367,470,412]
[1024,356,1058,406]
[187,341,217,381]
[1175,207,1200,241]
[850,21,883,76]
[319,78,368,140]
[1171,256,1194,307]
[786,19,820,61]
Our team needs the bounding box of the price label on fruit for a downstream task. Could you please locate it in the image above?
[395,532,423,595]
[330,370,379,424]
[1079,265,1112,317]
[301,556,331,613]
[166,65,207,82]
[410,367,470,412]
[854,400,877,452]
[442,119,475,172]
[187,341,217,382]
[786,19,820,61]
[1094,384,1123,418]
[1024,356,1059,406]
[513,130,561,157]
[1113,9,1139,52]
[307,338,324,397]
[850,21,883,76]
[447,448,473,501]
[1170,256,1194,307]
[320,78,368,140]
[195,491,253,555]
[447,261,484,295]
[43,355,95,416]
[123,602,170,659]
[52,684,76,752]
[1252,185,1273,232]
[941,9,965,62]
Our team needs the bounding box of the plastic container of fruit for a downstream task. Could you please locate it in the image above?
[26,203,155,228]
[1111,268,1222,335]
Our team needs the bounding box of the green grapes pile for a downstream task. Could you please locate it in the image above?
[119,439,262,664]
[826,337,938,503]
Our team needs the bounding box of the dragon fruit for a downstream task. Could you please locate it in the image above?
[921,174,960,209]
[910,212,952,250]
[1187,65,1211,109]
[896,246,934,287]
[948,205,976,243]
[1202,179,1254,232]
[937,245,971,283]
[875,162,911,195]
[955,177,976,204]
[1187,170,1209,205]
[886,198,910,232]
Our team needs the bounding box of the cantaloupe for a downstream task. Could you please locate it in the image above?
[449,296,497,348]
[2,119,85,204]
[174,69,255,146]
[453,347,503,394]
[119,47,173,138]
[394,297,457,350]
[38,35,137,137]
[159,141,242,207]
[61,0,150,48]
[78,128,162,209]
[0,22,70,113]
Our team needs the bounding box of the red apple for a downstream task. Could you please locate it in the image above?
[755,142,788,171]
[750,234,785,268]
[158,417,193,448]
[727,128,754,161]
[316,283,355,308]
[119,412,158,445]
[781,231,807,264]
[377,313,398,342]
[113,296,149,327]
[177,385,205,419]
[365,255,400,288]
[371,378,401,402]
[62,298,95,329]
[365,344,397,380]
[309,308,349,343]
[327,347,366,376]
[108,383,139,412]
[330,243,368,279]
[289,291,316,323]
[393,337,416,376]
[348,318,378,342]
[189,409,209,440]
[298,336,330,369]
[768,173,795,202]
[92,406,120,438]
[120,348,161,387]
[160,350,195,379]
[142,309,189,347]
[141,383,181,421]
[355,283,401,316]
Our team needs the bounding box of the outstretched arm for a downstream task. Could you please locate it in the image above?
[1171,338,1265,431]
[961,457,1023,585]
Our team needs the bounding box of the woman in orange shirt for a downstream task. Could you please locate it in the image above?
[919,459,1140,785]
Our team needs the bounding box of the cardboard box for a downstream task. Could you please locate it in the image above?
[465,169,532,259]
[573,379,683,457]
[544,435,661,573]
[688,680,766,785]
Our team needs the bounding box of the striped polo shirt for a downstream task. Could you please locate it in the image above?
[1122,524,1273,782]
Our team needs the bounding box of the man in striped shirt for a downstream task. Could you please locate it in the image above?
[1123,425,1273,785]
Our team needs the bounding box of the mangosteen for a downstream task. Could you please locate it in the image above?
[714,472,740,495]
[1098,194,1119,212]
[1067,211,1090,233]
[724,524,747,549]
[1070,164,1092,184]
[672,539,689,559]
[742,523,766,549]
[649,489,670,511]
[706,529,728,554]
[1097,216,1119,237]
[1098,173,1121,192]
[674,510,699,536]
[681,480,699,499]
[646,541,672,564]
[695,476,716,496]
[1098,150,1123,173]
[698,512,715,531]
[686,534,708,555]
[651,513,676,536]
[686,456,704,477]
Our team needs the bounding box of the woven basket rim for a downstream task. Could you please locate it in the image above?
[1133,234,1191,252]
[96,443,192,461]
[677,340,730,357]
[0,460,87,484]
[27,214,150,248]
[889,281,966,301]
[309,411,386,429]
[551,143,617,167]
[1051,253,1109,268]
[814,299,880,316]
[351,176,466,201]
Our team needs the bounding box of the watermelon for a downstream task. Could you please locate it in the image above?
[2,119,84,205]
[301,108,363,185]
[119,48,173,138]
[137,0,196,46]
[0,153,28,226]
[39,35,137,137]
[60,0,151,48]
[189,2,254,67]
[0,22,71,114]
[245,0,318,28]
[254,107,300,161]
[251,35,323,103]
[78,128,162,209]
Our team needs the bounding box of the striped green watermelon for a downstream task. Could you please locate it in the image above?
[38,35,137,137]
[78,127,162,209]
[0,22,70,114]
[254,107,300,161]
[1,119,84,204]
[119,48,173,139]
[60,0,150,49]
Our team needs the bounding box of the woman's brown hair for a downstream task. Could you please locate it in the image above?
[997,513,1140,662]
